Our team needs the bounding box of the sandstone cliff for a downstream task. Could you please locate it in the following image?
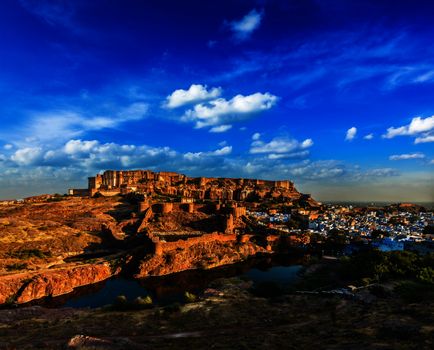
[135,240,267,278]
[0,262,116,304]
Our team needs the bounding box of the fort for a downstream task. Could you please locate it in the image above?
[80,169,304,204]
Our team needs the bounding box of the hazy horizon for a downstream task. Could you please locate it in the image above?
[0,168,432,204]
[0,1,433,201]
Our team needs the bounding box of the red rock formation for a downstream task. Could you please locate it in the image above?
[0,262,117,304]
[135,239,266,278]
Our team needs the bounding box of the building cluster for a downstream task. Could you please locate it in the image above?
[245,203,434,253]
[307,204,433,252]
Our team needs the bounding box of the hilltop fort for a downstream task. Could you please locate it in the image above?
[71,170,316,207]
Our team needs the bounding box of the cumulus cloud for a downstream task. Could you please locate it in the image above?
[11,147,43,165]
[229,9,263,41]
[267,151,310,160]
[383,116,434,140]
[415,135,434,144]
[301,139,314,148]
[64,140,99,155]
[183,146,232,160]
[183,92,277,131]
[209,125,232,133]
[364,133,374,140]
[250,135,313,160]
[3,144,13,150]
[389,153,425,160]
[165,84,222,109]
[1,135,408,200]
[7,139,236,177]
[252,132,261,140]
[345,127,357,141]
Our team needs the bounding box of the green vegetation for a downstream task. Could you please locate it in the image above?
[395,281,434,302]
[134,295,153,307]
[294,250,434,300]
[338,250,434,284]
[184,291,197,303]
[110,294,154,310]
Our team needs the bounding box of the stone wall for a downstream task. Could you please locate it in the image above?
[149,231,239,256]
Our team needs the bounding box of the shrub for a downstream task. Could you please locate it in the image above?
[395,281,434,303]
[133,295,153,307]
[184,292,197,303]
[417,267,434,284]
[339,250,431,284]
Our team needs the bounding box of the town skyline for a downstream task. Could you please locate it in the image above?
[0,0,433,201]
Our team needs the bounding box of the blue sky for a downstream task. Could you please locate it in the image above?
[0,0,433,201]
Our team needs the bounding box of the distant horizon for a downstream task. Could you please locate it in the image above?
[0,167,432,205]
[0,1,433,201]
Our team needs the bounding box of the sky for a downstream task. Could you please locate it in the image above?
[0,0,433,202]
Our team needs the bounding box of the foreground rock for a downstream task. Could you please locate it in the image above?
[0,262,117,304]
[0,277,432,350]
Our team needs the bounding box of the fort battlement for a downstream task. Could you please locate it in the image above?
[84,169,301,203]
[149,231,241,255]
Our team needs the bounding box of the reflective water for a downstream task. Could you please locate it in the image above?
[42,255,304,308]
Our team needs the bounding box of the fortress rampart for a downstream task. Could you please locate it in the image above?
[148,231,242,256]
[84,170,299,202]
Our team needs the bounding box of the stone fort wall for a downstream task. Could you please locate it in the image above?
[148,231,241,256]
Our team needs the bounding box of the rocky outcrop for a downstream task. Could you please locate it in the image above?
[135,240,267,278]
[0,262,117,304]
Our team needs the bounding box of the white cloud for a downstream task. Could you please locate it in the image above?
[7,102,149,145]
[11,147,43,165]
[383,116,434,139]
[413,70,434,83]
[301,139,314,148]
[117,102,149,121]
[364,133,374,140]
[64,140,99,155]
[212,146,232,156]
[209,125,232,133]
[252,132,261,140]
[3,144,13,150]
[268,151,310,160]
[414,135,434,144]
[183,146,232,160]
[230,9,263,41]
[250,135,313,161]
[389,153,426,160]
[345,127,357,141]
[165,84,222,109]
[183,92,277,130]
[363,168,399,177]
